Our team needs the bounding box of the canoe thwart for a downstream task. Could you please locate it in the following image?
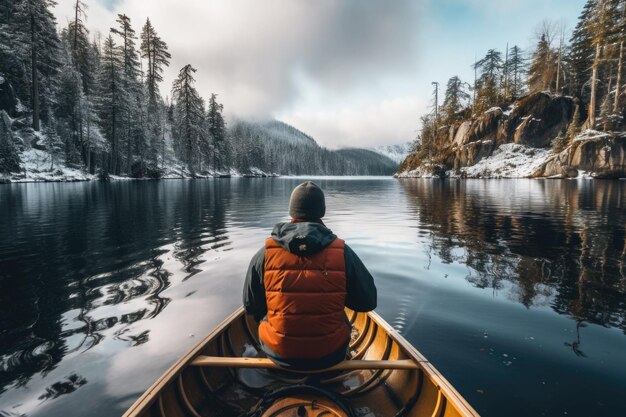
[190,356,422,372]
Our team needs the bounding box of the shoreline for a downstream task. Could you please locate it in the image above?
[3,173,625,185]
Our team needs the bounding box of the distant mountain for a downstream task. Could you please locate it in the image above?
[335,148,399,176]
[228,120,398,176]
[369,143,411,164]
[256,120,317,147]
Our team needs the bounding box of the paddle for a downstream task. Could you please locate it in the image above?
[190,356,422,373]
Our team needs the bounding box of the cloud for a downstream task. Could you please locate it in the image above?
[52,0,586,147]
[280,96,426,149]
[54,0,423,116]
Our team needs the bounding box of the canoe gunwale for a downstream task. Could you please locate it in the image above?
[366,310,479,417]
[122,307,481,417]
[122,308,245,417]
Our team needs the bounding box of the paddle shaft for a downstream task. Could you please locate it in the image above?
[190,356,421,373]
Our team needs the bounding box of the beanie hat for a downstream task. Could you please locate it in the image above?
[289,181,326,220]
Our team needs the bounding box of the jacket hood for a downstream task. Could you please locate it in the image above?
[271,222,336,256]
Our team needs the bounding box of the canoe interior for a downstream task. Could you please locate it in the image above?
[123,308,479,417]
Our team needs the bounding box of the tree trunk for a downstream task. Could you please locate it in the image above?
[73,0,78,51]
[30,12,40,131]
[147,29,153,104]
[614,41,623,113]
[504,42,509,98]
[588,43,601,129]
[556,43,562,94]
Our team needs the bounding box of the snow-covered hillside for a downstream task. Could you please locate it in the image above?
[369,143,411,164]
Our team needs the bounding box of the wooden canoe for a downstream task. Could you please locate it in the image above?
[123,307,480,417]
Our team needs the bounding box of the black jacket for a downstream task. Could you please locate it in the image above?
[243,222,377,322]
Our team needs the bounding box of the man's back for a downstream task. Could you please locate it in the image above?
[243,182,377,370]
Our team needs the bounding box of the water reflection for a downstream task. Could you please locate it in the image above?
[0,181,235,402]
[0,178,625,417]
[399,179,626,333]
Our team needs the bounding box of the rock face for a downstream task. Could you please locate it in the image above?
[455,140,496,168]
[397,92,592,178]
[452,121,472,147]
[0,74,17,116]
[508,94,574,147]
[535,133,626,178]
[467,107,504,144]
[571,135,625,177]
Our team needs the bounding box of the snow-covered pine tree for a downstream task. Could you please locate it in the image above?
[171,64,205,175]
[96,34,129,175]
[41,121,65,170]
[78,94,106,172]
[55,43,85,166]
[140,18,171,172]
[207,93,226,171]
[67,0,95,96]
[140,19,171,107]
[11,0,61,130]
[0,111,21,173]
[112,14,143,174]
[0,2,29,107]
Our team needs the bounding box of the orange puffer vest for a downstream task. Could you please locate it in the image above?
[258,237,349,359]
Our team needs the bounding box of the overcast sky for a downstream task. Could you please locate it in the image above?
[54,0,586,148]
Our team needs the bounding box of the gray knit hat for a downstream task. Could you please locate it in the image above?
[289,181,326,220]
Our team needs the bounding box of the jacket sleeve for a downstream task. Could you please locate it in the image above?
[344,244,377,312]
[243,247,267,321]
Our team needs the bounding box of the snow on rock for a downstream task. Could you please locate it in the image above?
[503,104,515,116]
[461,143,552,178]
[573,129,612,142]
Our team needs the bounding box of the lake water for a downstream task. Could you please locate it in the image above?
[1,178,625,417]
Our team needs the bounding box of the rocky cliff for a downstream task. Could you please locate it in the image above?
[398,92,626,179]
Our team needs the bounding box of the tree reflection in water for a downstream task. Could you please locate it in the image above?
[399,179,626,336]
[0,181,231,397]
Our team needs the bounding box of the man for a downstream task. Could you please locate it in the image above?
[243,181,377,371]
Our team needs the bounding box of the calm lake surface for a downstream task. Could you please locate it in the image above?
[1,178,625,417]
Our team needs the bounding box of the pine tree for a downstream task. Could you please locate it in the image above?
[528,35,557,93]
[207,93,226,171]
[506,45,527,98]
[171,64,205,174]
[587,0,618,127]
[0,112,21,173]
[569,0,597,98]
[55,45,84,166]
[140,19,171,106]
[473,49,503,112]
[441,76,470,125]
[96,34,128,174]
[67,0,94,95]
[0,2,29,104]
[11,0,61,130]
[42,122,65,169]
[611,0,626,112]
[112,14,143,174]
